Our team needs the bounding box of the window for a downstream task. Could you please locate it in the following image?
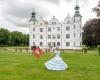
[33,42,35,46]
[52,42,56,47]
[74,25,75,29]
[52,22,56,25]
[40,28,43,32]
[33,28,35,31]
[57,42,60,46]
[66,34,70,38]
[48,42,51,47]
[33,34,35,38]
[57,34,60,39]
[57,27,60,31]
[66,42,70,46]
[68,21,70,24]
[52,35,56,39]
[48,27,51,32]
[74,42,75,46]
[66,26,70,31]
[74,33,75,37]
[40,35,43,39]
[48,35,51,39]
[40,42,43,46]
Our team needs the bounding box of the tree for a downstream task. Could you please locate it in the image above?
[0,28,10,46]
[10,31,24,46]
[9,31,29,46]
[83,19,100,47]
[21,34,29,46]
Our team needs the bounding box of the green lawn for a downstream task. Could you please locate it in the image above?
[0,49,100,80]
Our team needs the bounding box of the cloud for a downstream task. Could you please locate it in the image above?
[0,0,50,27]
[63,0,89,3]
[4,15,29,27]
[0,0,91,28]
[63,0,90,5]
[38,0,60,5]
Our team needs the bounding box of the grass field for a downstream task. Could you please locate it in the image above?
[0,49,100,80]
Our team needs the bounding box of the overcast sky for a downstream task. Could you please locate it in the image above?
[0,0,99,34]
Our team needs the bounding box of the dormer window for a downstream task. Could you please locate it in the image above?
[68,21,70,24]
[52,22,56,25]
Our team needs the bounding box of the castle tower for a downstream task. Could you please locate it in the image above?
[72,0,82,49]
[29,8,37,48]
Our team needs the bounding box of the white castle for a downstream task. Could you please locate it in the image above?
[29,3,82,50]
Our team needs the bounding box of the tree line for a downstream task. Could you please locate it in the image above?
[0,28,29,47]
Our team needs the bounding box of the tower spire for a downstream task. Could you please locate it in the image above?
[29,8,37,21]
[74,0,81,17]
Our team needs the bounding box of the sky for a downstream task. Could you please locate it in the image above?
[0,0,99,34]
